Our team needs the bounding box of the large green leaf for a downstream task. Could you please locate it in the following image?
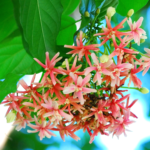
[0,37,42,79]
[19,0,63,62]
[57,15,77,45]
[98,0,119,20]
[0,74,23,103]
[0,0,17,42]
[117,0,149,16]
[95,0,104,8]
[61,0,80,15]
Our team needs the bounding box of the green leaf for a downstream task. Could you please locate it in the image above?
[116,0,149,16]
[61,0,80,15]
[80,17,91,29]
[98,0,118,19]
[19,0,63,62]
[79,0,97,29]
[56,45,70,58]
[79,0,96,15]
[0,0,17,42]
[0,37,42,79]
[57,15,77,45]
[1,29,21,44]
[95,0,104,8]
[0,73,23,103]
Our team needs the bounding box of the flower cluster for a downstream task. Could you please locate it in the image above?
[1,13,150,143]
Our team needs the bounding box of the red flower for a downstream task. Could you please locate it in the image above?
[94,16,129,45]
[34,52,65,85]
[65,31,100,66]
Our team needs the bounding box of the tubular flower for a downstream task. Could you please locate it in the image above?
[55,121,80,141]
[1,93,26,116]
[107,109,134,138]
[27,116,56,140]
[110,35,138,61]
[65,31,100,66]
[127,17,147,45]
[59,56,83,87]
[128,65,143,88]
[94,16,130,45]
[41,97,73,123]
[63,73,97,105]
[137,48,150,75]
[84,53,113,85]
[34,52,65,85]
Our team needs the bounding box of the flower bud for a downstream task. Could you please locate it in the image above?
[97,90,101,95]
[139,87,149,94]
[107,7,116,18]
[6,110,16,123]
[100,55,109,63]
[127,9,134,17]
[111,43,114,47]
[96,8,100,15]
[77,32,87,40]
[84,11,90,17]
[140,39,145,44]
[62,59,67,66]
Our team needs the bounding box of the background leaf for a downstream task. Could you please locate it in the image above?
[0,74,23,103]
[95,0,104,8]
[57,15,77,45]
[79,0,96,15]
[61,0,80,15]
[79,0,96,29]
[19,0,63,62]
[80,17,90,29]
[0,37,42,79]
[0,0,17,43]
[116,0,149,16]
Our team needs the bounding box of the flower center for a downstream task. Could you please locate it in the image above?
[75,87,82,92]
[65,98,70,104]
[97,65,102,73]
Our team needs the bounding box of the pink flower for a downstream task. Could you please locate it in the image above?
[94,16,129,45]
[83,100,109,124]
[109,94,130,118]
[58,94,85,114]
[63,73,97,105]
[1,93,26,116]
[89,125,109,143]
[84,53,113,85]
[126,97,138,118]
[27,116,56,140]
[107,109,134,138]
[34,52,65,85]
[59,56,83,87]
[13,113,33,131]
[38,77,64,99]
[41,97,73,122]
[55,121,80,141]
[137,48,150,76]
[127,17,147,45]
[65,31,100,66]
[110,62,133,88]
[128,65,143,88]
[18,74,43,104]
[110,35,138,61]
